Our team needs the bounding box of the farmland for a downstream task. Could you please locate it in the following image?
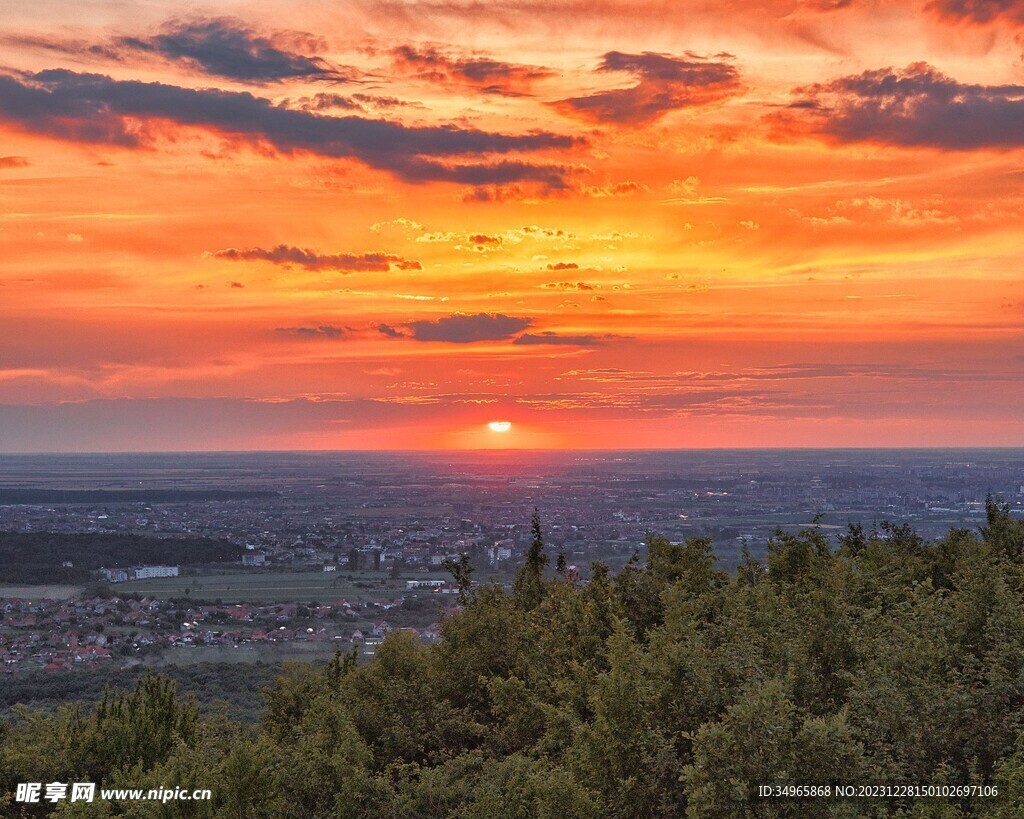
[0,584,82,600]
[117,568,453,604]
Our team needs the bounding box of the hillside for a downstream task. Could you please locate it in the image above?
[3,500,1024,817]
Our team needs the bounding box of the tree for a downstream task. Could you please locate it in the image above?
[569,627,682,817]
[556,547,568,577]
[443,553,475,605]
[982,495,1024,561]
[683,678,868,818]
[327,646,360,688]
[10,514,1024,818]
[81,675,199,778]
[513,509,549,610]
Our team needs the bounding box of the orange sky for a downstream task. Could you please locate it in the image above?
[1,0,1022,450]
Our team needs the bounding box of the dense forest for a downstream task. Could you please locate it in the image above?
[0,533,244,584]
[4,500,1024,817]
[0,663,281,724]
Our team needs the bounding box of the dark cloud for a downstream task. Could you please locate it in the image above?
[546,261,579,270]
[393,45,555,95]
[468,233,502,244]
[10,18,353,84]
[228,281,244,288]
[376,323,406,338]
[0,155,29,168]
[116,18,354,83]
[926,0,1024,25]
[406,312,532,343]
[783,62,1024,149]
[555,50,742,125]
[461,185,526,202]
[213,245,422,272]
[0,69,579,187]
[275,325,351,338]
[513,331,615,346]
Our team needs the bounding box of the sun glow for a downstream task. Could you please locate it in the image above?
[1,1,1020,451]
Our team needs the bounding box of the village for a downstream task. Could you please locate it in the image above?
[0,592,445,673]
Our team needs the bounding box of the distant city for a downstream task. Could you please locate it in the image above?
[2,450,1022,565]
[2,450,1022,674]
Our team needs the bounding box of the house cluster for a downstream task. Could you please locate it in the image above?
[351,619,442,657]
[1,594,445,673]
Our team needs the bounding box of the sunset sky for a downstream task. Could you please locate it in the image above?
[1,0,1023,451]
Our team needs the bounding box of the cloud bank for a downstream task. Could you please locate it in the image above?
[784,63,1024,149]
[0,69,580,187]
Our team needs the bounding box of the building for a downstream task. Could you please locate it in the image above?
[349,548,381,571]
[406,579,446,590]
[489,540,514,565]
[131,565,179,580]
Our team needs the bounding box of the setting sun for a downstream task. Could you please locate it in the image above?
[488,421,512,433]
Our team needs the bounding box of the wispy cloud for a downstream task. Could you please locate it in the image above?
[275,324,352,338]
[541,281,595,290]
[393,45,555,95]
[212,245,422,272]
[513,331,619,346]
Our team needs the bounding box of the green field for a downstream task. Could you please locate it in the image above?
[117,569,449,604]
[143,641,344,666]
[0,584,83,600]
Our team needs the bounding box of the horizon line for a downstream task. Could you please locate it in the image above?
[4,446,1024,456]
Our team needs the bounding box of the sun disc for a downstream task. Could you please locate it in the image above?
[488,421,512,432]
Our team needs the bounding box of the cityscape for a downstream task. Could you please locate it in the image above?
[2,449,1022,675]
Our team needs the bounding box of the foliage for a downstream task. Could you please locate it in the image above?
[5,509,1024,817]
[512,509,549,611]
[0,663,282,724]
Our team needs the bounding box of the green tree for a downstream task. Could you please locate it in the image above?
[683,678,867,818]
[982,495,1024,561]
[513,509,549,611]
[443,553,475,605]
